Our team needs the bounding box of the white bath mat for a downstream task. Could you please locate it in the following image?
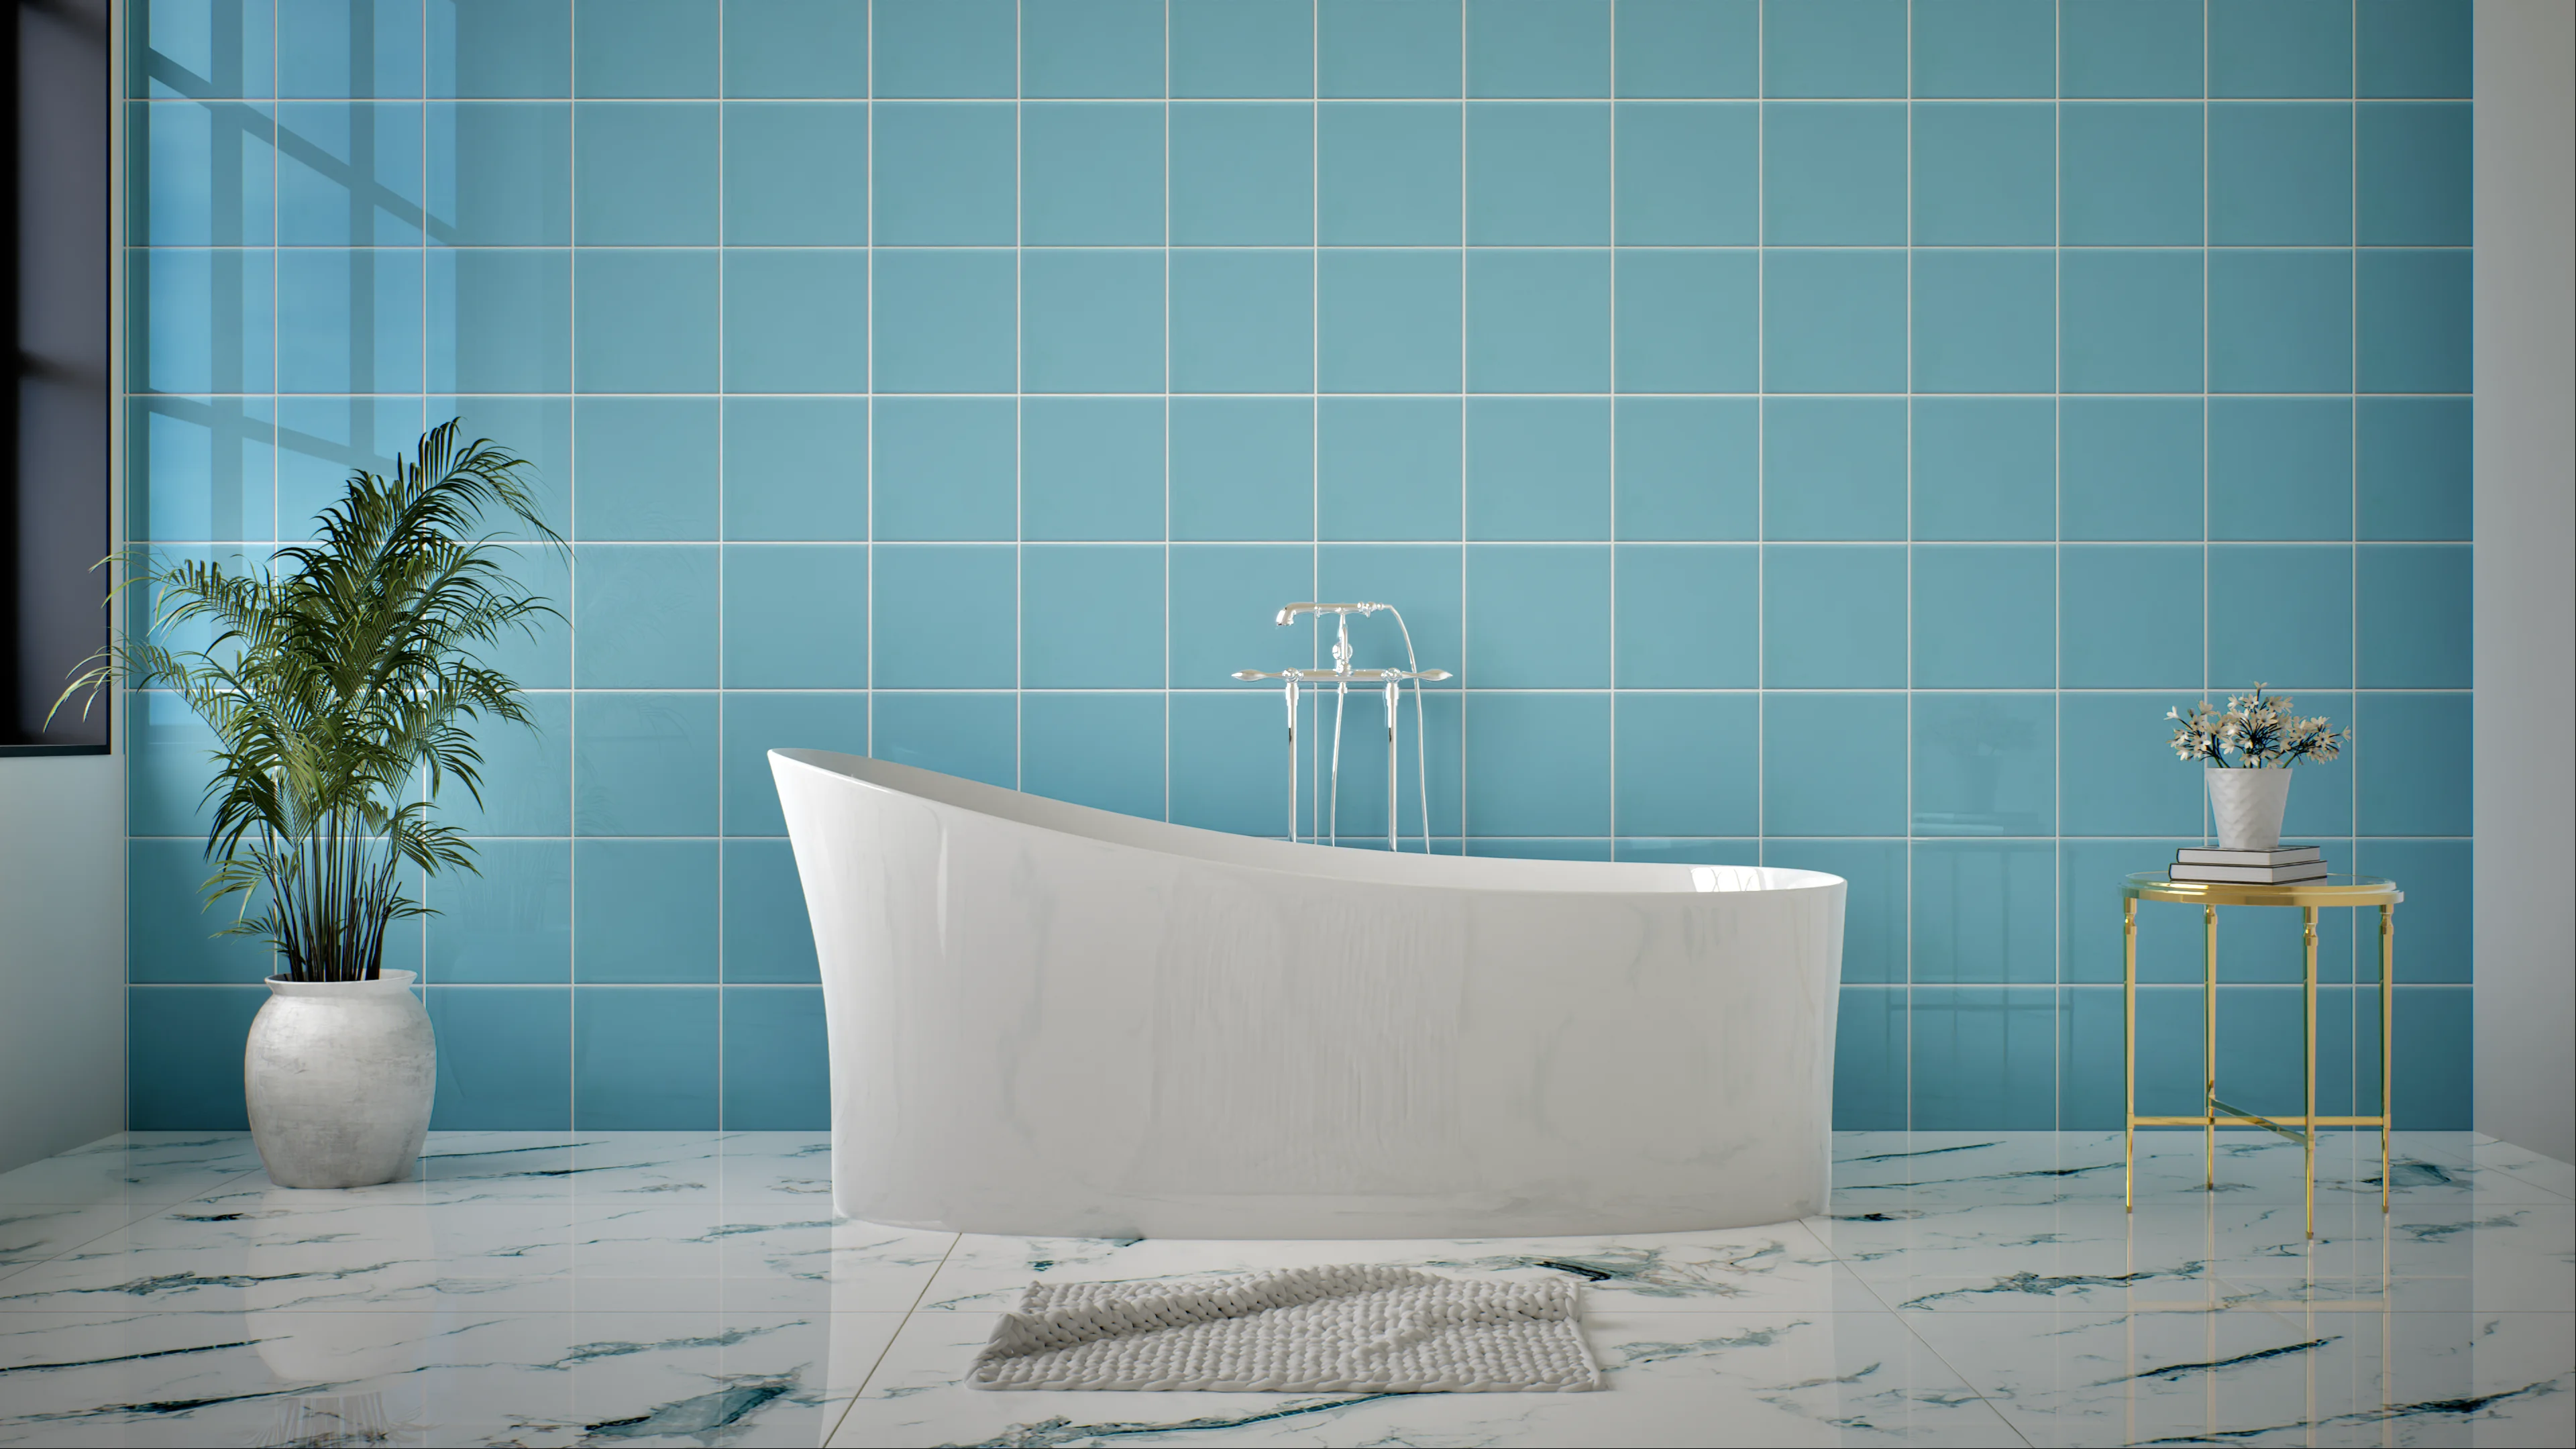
[966,1263,1601,1393]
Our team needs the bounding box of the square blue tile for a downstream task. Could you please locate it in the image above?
[723,103,868,245]
[1913,103,2055,244]
[1615,839,1760,867]
[1172,398,1316,540]
[1465,544,1610,687]
[1169,544,1318,686]
[720,986,828,1128]
[1763,0,1905,97]
[872,398,1015,541]
[131,248,276,396]
[574,841,718,983]
[2061,103,2203,244]
[722,545,869,689]
[1615,250,1757,392]
[1615,0,1756,97]
[1466,101,1609,244]
[1914,547,2055,688]
[720,692,870,835]
[2061,838,2200,981]
[2062,251,2204,394]
[1614,398,1757,541]
[2358,0,2471,98]
[2210,0,2352,98]
[572,0,714,95]
[2062,0,2202,98]
[573,691,720,836]
[1915,694,2057,835]
[1464,692,1610,835]
[572,250,718,393]
[573,101,717,244]
[1763,399,1907,542]
[722,398,868,542]
[2210,103,2355,246]
[1768,841,1907,981]
[1762,545,1907,688]
[574,544,719,688]
[1763,692,1907,835]
[130,397,274,543]
[1318,103,1462,244]
[871,545,1017,688]
[1022,250,1165,394]
[1468,0,1608,97]
[2061,398,2203,540]
[574,985,718,1128]
[1173,0,1315,98]
[2350,839,2469,982]
[1170,690,1301,836]
[1171,250,1313,394]
[282,0,423,97]
[1615,544,1758,687]
[871,103,1016,244]
[1613,101,1756,243]
[1615,692,1757,836]
[722,839,819,983]
[2359,250,2471,394]
[2059,692,2205,834]
[872,251,1016,393]
[2358,102,2471,245]
[2209,399,2353,541]
[2210,250,2355,393]
[429,101,572,245]
[1762,103,1906,244]
[1466,399,1608,539]
[1320,0,1462,97]
[725,0,869,97]
[1317,543,1465,681]
[1319,250,1462,392]
[276,248,425,394]
[434,396,577,546]
[1832,987,1906,1126]
[873,692,1018,786]
[1172,103,1315,244]
[1913,250,2054,394]
[1318,398,1460,539]
[2359,544,2471,688]
[1913,398,2054,541]
[2061,544,2202,687]
[2392,985,2471,1127]
[1022,103,1165,245]
[131,100,276,247]
[1022,0,1166,98]
[1466,250,1609,394]
[1763,250,1907,393]
[128,839,275,983]
[2357,398,2469,540]
[1913,0,2055,97]
[430,0,570,98]
[873,0,1016,97]
[425,987,570,1129]
[276,101,423,245]
[127,984,263,1128]
[1022,398,1165,541]
[1913,987,2058,1128]
[1914,843,2056,982]
[574,396,718,540]
[1022,692,1167,817]
[1024,546,1165,688]
[437,690,571,836]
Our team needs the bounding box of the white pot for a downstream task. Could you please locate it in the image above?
[245,970,435,1189]
[2206,767,2296,851]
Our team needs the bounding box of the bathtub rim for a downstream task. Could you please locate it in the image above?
[772,747,1845,899]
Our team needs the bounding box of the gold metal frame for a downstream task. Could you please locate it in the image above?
[2121,874,2402,1237]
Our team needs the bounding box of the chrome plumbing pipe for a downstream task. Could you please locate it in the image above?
[1234,602,1450,850]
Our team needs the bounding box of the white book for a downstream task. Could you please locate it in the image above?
[2176,845,2324,867]
[2169,861,2332,885]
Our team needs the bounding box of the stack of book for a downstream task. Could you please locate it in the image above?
[2169,845,2329,884]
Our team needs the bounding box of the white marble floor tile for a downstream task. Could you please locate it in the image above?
[2436,1138,2576,1203]
[0,1134,262,1209]
[827,1307,2022,1448]
[1833,1132,2570,1211]
[0,1201,170,1285]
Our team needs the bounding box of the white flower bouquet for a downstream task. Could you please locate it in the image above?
[2167,684,2348,769]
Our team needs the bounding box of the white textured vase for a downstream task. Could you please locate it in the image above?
[2206,767,2296,851]
[245,970,435,1189]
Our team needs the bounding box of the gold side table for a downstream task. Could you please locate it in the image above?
[2121,873,2404,1238]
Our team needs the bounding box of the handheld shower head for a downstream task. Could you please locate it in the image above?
[1273,601,1385,626]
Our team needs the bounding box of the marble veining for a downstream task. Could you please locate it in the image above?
[0,1131,2564,1446]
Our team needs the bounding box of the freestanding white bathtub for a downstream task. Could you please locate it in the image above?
[770,749,1845,1239]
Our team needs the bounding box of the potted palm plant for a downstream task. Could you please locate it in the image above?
[62,423,559,1188]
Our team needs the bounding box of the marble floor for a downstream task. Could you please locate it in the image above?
[0,1132,2565,1447]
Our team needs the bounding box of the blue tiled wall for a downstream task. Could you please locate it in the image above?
[125,0,2475,1132]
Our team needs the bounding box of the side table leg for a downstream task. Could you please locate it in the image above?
[2125,898,2137,1214]
[2381,904,2395,1214]
[2204,903,2218,1190]
[2304,905,2319,1239]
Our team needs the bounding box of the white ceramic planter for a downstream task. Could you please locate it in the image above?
[245,969,435,1189]
[2206,767,2296,851]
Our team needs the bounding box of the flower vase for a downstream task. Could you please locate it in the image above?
[244,969,435,1189]
[2206,767,2295,852]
